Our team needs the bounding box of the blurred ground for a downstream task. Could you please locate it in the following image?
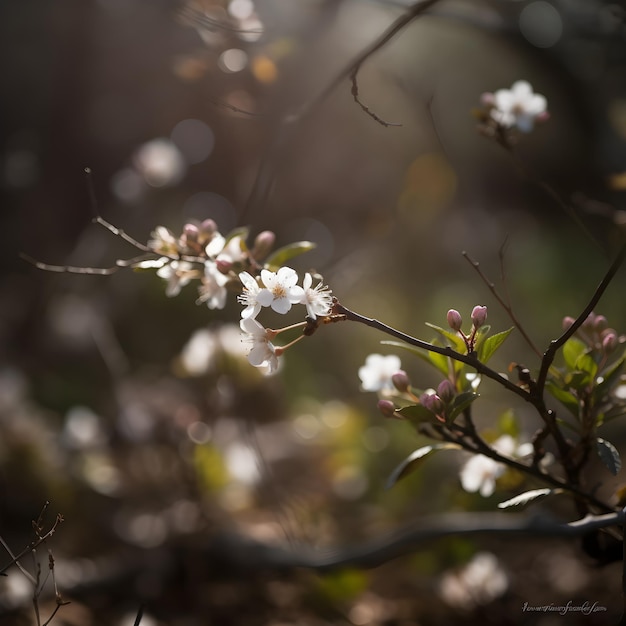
[2,0,626,624]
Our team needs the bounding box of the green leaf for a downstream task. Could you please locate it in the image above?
[224,226,250,244]
[264,241,316,270]
[563,337,586,370]
[596,437,621,475]
[385,443,461,489]
[477,327,514,364]
[595,355,626,400]
[424,322,467,353]
[545,381,580,418]
[380,340,450,377]
[447,391,479,423]
[397,404,436,423]
[575,352,598,382]
[497,488,556,509]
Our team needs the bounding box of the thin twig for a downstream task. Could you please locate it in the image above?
[462,249,541,357]
[350,70,402,127]
[536,243,626,394]
[20,253,122,275]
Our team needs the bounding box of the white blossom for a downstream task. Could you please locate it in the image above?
[205,233,226,258]
[238,271,263,319]
[148,226,178,255]
[216,235,246,265]
[358,354,402,392]
[197,261,228,309]
[300,273,333,320]
[459,435,516,497]
[489,80,548,133]
[240,317,278,373]
[257,267,304,315]
[156,260,196,297]
[439,552,508,610]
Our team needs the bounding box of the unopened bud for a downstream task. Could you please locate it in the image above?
[200,219,218,235]
[216,258,233,274]
[471,305,487,328]
[562,316,576,331]
[391,370,411,393]
[437,379,455,403]
[594,315,608,332]
[602,332,618,353]
[251,230,276,261]
[183,223,199,241]
[480,92,495,106]
[377,399,397,419]
[582,312,596,329]
[447,309,463,332]
[420,392,444,415]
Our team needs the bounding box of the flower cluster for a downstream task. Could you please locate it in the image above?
[237,267,333,373]
[447,305,488,353]
[476,80,549,136]
[562,311,625,356]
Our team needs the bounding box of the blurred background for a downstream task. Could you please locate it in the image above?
[2,0,626,624]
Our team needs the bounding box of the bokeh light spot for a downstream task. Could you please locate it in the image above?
[171,119,215,165]
[519,1,563,48]
[219,48,248,73]
[251,55,278,84]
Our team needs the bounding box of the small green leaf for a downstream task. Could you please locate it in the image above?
[397,404,436,423]
[596,437,621,475]
[264,241,316,270]
[595,355,626,400]
[497,409,519,438]
[563,337,586,370]
[386,443,461,489]
[447,391,479,422]
[497,488,556,509]
[545,381,580,418]
[380,340,450,377]
[224,226,250,244]
[424,322,467,353]
[477,327,514,364]
[575,352,598,382]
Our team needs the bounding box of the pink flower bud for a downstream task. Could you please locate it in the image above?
[562,316,576,330]
[183,223,199,241]
[594,315,608,332]
[582,312,596,329]
[377,399,397,419]
[447,309,463,332]
[602,332,618,353]
[480,92,495,106]
[437,379,455,403]
[420,393,444,415]
[471,305,488,328]
[391,370,411,393]
[200,219,218,235]
[251,230,276,260]
[216,258,232,274]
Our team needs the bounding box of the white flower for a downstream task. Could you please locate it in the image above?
[257,267,305,315]
[197,261,228,309]
[156,260,197,297]
[358,354,402,392]
[300,273,333,320]
[148,226,178,255]
[439,552,508,610]
[216,235,246,265]
[459,435,516,497]
[490,80,548,133]
[205,233,226,258]
[238,271,263,319]
[240,317,278,373]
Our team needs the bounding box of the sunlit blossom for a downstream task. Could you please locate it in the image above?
[459,435,516,497]
[204,232,226,258]
[156,260,197,297]
[439,552,508,610]
[358,354,402,392]
[488,80,548,133]
[240,317,278,373]
[197,261,229,309]
[238,271,263,319]
[148,226,179,256]
[257,267,304,314]
[300,273,333,320]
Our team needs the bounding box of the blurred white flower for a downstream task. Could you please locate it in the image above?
[216,235,247,265]
[358,354,402,392]
[300,273,333,320]
[180,328,218,376]
[488,80,548,132]
[157,260,196,297]
[205,232,226,258]
[459,435,516,497]
[197,261,228,309]
[257,267,304,315]
[133,138,186,187]
[240,317,278,373]
[148,226,179,255]
[439,552,508,610]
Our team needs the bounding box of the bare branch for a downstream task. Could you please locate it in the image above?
[20,253,122,275]
[350,69,402,127]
